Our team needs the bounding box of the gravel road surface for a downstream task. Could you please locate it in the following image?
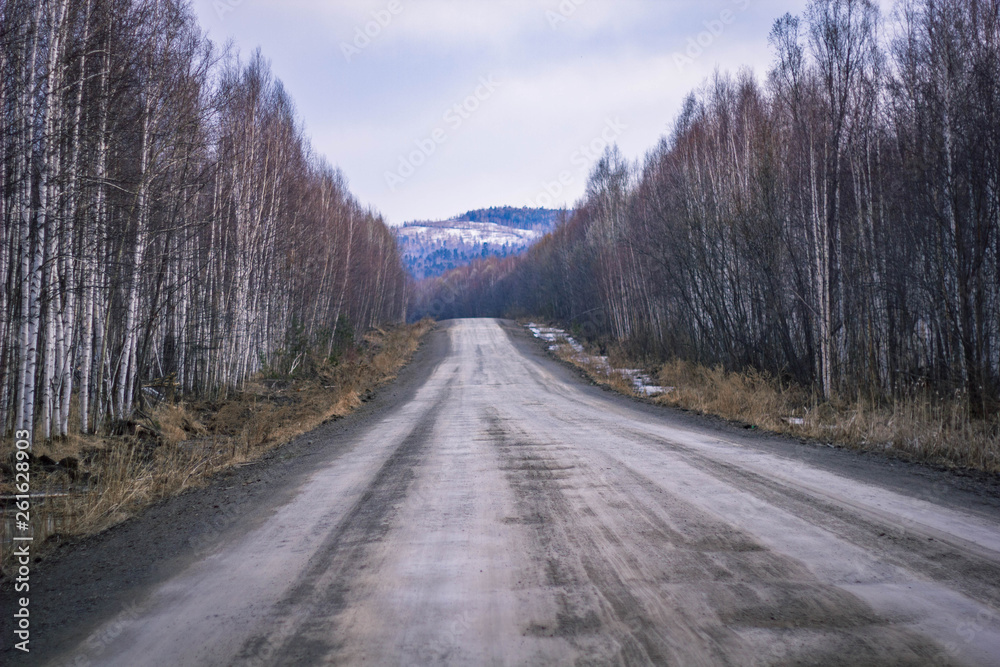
[6,318,1000,666]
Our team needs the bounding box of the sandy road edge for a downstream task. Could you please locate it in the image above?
[0,323,453,666]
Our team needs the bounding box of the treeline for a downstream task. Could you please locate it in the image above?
[1,0,407,439]
[455,206,563,231]
[403,241,518,281]
[415,0,1000,416]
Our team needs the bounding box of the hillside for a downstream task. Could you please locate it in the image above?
[397,207,563,280]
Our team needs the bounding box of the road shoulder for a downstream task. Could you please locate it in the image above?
[497,318,1000,519]
[0,323,453,666]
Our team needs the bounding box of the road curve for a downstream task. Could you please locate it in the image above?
[40,319,1000,665]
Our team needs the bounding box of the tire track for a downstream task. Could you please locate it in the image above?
[236,376,455,666]
[489,408,955,665]
[628,429,1000,612]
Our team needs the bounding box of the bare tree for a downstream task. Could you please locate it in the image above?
[422,0,999,418]
[1,0,407,440]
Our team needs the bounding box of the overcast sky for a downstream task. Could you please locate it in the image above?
[190,0,820,225]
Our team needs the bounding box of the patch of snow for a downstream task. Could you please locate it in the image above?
[397,222,542,248]
[526,324,669,396]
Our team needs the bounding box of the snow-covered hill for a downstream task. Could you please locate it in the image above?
[396,207,562,280]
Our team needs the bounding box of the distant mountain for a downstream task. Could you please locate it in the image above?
[397,207,564,280]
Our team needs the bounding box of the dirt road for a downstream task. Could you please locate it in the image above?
[9,319,1000,665]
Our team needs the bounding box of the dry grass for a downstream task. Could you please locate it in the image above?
[565,350,639,396]
[554,341,999,474]
[653,359,806,432]
[651,358,999,472]
[1,320,434,577]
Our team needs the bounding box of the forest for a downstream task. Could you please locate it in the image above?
[414,0,1000,419]
[0,0,407,441]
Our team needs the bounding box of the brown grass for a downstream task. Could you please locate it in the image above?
[552,339,999,474]
[566,351,639,396]
[0,320,434,577]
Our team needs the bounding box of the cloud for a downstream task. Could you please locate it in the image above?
[190,0,821,223]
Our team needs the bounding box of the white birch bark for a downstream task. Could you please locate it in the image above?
[14,0,46,436]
